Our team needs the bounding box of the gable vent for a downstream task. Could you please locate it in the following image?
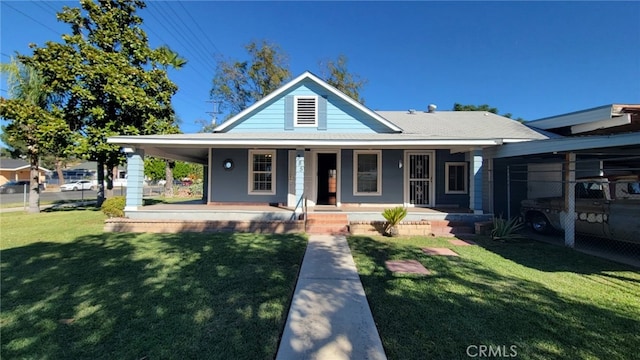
[296,96,317,126]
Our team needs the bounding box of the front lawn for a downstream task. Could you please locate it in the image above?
[348,235,640,360]
[1,210,307,359]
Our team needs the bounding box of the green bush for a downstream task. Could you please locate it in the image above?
[491,216,524,241]
[101,196,126,218]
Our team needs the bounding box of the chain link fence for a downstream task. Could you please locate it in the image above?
[506,155,640,266]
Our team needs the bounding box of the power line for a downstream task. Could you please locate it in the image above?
[148,2,215,72]
[36,0,61,14]
[2,2,62,36]
[177,1,221,57]
[165,1,218,65]
[32,1,59,19]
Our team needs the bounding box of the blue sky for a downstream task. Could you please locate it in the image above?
[1,1,639,135]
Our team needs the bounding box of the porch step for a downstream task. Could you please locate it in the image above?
[305,213,349,235]
[428,220,474,237]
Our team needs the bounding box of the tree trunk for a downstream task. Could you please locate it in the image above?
[55,158,65,187]
[96,160,105,207]
[28,154,40,213]
[164,160,175,197]
[105,165,116,199]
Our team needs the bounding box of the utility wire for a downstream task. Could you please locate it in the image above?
[149,2,215,72]
[164,1,217,67]
[2,2,62,36]
[32,1,59,19]
[36,0,62,14]
[177,1,222,57]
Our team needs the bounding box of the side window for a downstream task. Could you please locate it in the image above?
[576,182,603,199]
[628,182,640,195]
[353,150,381,195]
[445,162,468,194]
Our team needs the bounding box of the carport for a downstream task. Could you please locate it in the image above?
[483,104,640,249]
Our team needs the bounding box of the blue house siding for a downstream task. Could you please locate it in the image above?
[340,149,404,204]
[224,79,391,133]
[210,148,288,203]
[435,150,469,208]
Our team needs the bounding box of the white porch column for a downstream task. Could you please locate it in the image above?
[124,148,144,211]
[295,150,305,216]
[467,149,483,214]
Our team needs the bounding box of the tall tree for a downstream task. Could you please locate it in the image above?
[210,40,291,122]
[24,0,180,206]
[209,43,370,133]
[0,58,72,213]
[452,103,524,122]
[321,55,367,104]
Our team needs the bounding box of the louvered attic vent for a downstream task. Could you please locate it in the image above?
[295,96,317,126]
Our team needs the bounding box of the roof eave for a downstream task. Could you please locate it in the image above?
[108,136,503,147]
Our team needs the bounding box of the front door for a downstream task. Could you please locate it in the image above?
[317,153,337,205]
[406,151,434,206]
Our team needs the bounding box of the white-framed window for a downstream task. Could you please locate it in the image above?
[353,150,382,196]
[248,150,276,195]
[294,96,317,127]
[445,162,468,194]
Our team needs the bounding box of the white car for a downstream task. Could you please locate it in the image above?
[60,180,94,192]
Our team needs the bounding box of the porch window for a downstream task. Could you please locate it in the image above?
[445,162,467,194]
[248,150,276,195]
[294,96,317,127]
[354,150,381,195]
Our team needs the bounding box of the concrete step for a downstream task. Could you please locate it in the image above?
[305,224,350,234]
[305,213,349,234]
[306,213,349,221]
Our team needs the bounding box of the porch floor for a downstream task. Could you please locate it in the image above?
[126,201,490,223]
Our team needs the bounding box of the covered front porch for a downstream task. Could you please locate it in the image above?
[104,201,492,235]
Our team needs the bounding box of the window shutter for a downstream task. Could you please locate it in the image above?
[284,96,294,130]
[318,95,327,130]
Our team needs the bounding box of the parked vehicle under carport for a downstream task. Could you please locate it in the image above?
[521,175,640,244]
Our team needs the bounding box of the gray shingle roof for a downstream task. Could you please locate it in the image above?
[377,111,550,140]
[0,158,29,170]
[0,158,51,172]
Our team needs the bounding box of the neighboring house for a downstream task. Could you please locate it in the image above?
[0,158,51,186]
[484,104,640,219]
[109,71,549,218]
[50,161,127,186]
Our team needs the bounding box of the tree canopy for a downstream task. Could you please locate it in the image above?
[210,40,291,121]
[321,55,367,104]
[22,0,182,205]
[0,58,72,213]
[452,103,524,122]
[209,40,367,131]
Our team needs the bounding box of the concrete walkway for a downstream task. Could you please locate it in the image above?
[276,235,387,360]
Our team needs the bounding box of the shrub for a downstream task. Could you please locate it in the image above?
[382,206,408,237]
[101,196,126,218]
[491,216,525,241]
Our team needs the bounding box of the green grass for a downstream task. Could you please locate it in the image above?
[348,235,640,360]
[1,210,307,359]
[1,209,106,249]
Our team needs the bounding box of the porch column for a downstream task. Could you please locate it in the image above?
[562,152,576,248]
[124,148,144,211]
[467,149,483,214]
[295,150,305,216]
